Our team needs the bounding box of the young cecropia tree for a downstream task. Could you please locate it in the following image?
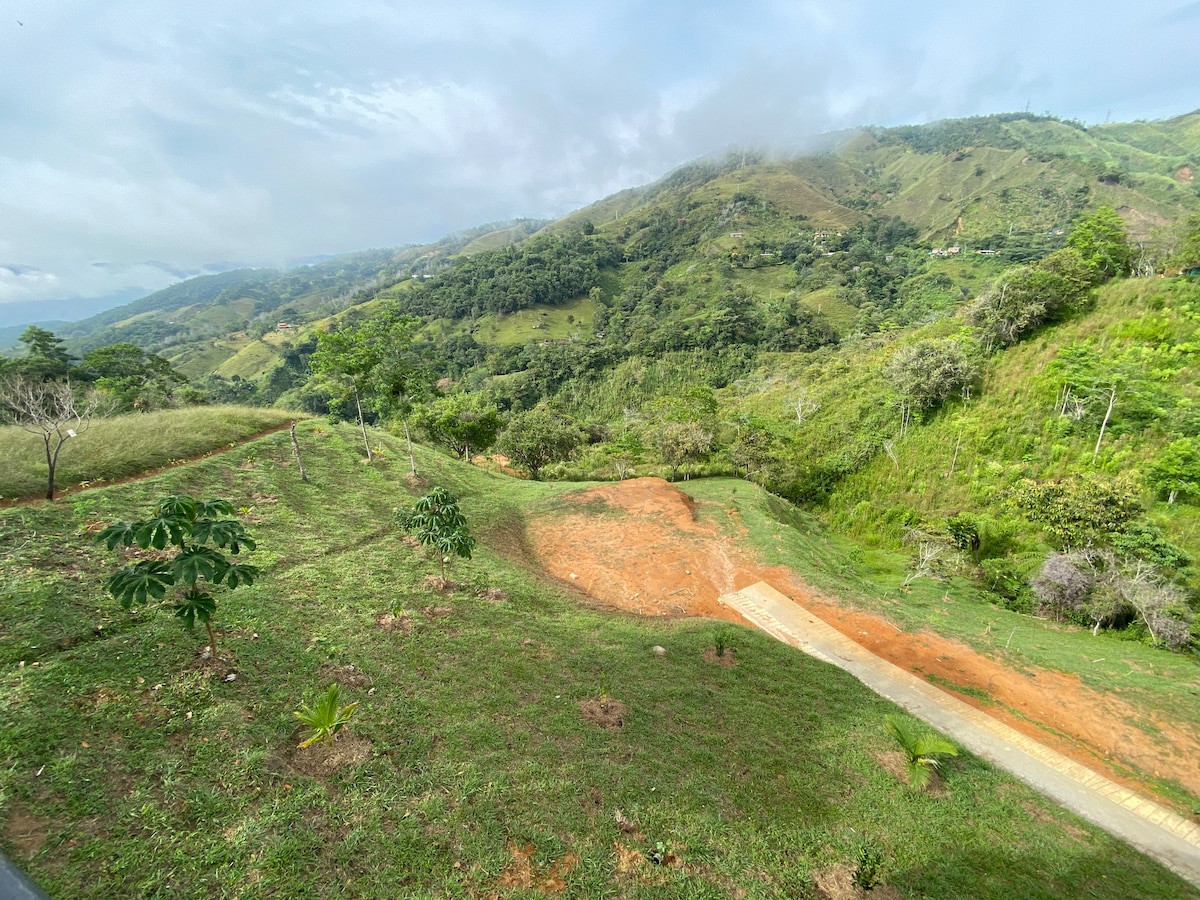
[98,495,260,659]
[396,487,476,583]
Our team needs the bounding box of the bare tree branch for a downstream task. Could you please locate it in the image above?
[0,377,102,499]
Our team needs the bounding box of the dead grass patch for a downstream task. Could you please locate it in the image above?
[285,728,373,779]
[494,842,580,895]
[579,696,627,729]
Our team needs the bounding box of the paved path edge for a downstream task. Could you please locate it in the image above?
[721,581,1200,890]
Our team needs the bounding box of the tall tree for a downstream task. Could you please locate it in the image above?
[309,304,423,459]
[1067,206,1134,283]
[495,407,585,480]
[78,342,188,411]
[13,326,75,382]
[412,392,502,459]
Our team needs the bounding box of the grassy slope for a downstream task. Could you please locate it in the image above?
[0,406,300,501]
[470,296,597,347]
[0,424,1192,898]
[683,477,1200,808]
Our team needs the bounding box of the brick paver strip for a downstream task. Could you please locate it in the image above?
[721,581,1200,888]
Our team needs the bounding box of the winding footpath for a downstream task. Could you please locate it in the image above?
[721,581,1200,889]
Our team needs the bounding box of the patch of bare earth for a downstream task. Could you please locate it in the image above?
[2,802,48,857]
[812,864,903,900]
[284,728,373,779]
[375,611,413,634]
[873,750,947,797]
[701,646,737,667]
[579,696,628,729]
[522,477,1200,807]
[319,663,371,689]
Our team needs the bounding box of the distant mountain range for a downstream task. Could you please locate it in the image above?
[4,110,1197,373]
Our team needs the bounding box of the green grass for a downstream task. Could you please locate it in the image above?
[471,297,596,346]
[0,406,300,501]
[0,425,1194,898]
[795,286,859,333]
[213,340,282,381]
[682,477,1200,809]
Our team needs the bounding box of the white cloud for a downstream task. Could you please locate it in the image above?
[0,0,1194,319]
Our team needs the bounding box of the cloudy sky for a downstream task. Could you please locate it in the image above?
[1,1,1198,325]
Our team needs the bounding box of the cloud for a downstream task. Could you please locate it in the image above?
[0,1,1195,319]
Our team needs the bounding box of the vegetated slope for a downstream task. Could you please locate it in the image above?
[52,220,545,360]
[701,275,1200,560]
[0,423,1194,898]
[38,111,1200,404]
[0,405,301,501]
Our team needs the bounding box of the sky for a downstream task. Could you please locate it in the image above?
[1,0,1198,326]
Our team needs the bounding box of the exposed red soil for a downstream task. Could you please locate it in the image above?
[523,477,1200,806]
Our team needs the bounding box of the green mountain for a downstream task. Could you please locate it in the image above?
[35,112,1197,387]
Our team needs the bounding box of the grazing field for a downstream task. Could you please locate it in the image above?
[0,406,300,501]
[0,423,1193,897]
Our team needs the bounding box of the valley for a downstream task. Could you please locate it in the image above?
[3,109,1200,896]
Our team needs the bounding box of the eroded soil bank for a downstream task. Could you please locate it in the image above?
[523,477,1200,804]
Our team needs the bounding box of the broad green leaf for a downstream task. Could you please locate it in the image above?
[196,498,235,518]
[95,521,138,550]
[172,547,227,585]
[156,495,198,521]
[223,562,260,589]
[103,561,173,608]
[190,519,257,553]
[134,514,186,550]
[174,590,217,629]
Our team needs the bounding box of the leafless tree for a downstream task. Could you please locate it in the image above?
[793,386,821,425]
[900,529,946,588]
[0,377,102,499]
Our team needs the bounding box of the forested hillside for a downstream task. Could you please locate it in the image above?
[5,110,1200,652]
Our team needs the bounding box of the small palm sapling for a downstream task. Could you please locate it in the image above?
[883,714,958,791]
[295,684,359,748]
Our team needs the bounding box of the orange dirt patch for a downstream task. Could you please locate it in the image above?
[524,477,780,624]
[494,842,579,895]
[800,593,1200,800]
[522,477,1200,806]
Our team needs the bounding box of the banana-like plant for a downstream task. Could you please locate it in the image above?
[883,714,958,791]
[295,684,360,748]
